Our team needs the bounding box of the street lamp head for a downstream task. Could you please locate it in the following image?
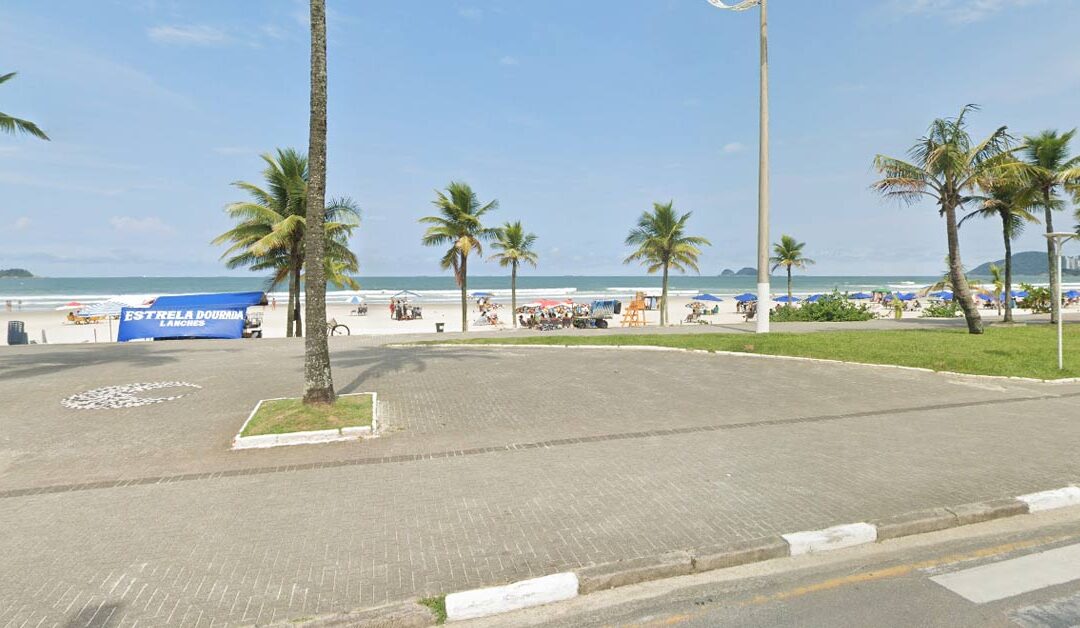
[1044,232,1078,242]
[706,0,761,10]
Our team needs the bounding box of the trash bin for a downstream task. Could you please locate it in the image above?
[7,321,28,345]
[435,322,445,333]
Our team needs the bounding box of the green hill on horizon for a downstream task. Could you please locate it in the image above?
[969,251,1078,276]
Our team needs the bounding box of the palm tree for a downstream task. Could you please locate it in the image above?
[769,235,815,303]
[212,149,360,337]
[987,264,1004,316]
[959,174,1039,322]
[489,221,538,328]
[624,201,711,326]
[1019,130,1080,324]
[420,182,499,332]
[302,0,335,405]
[0,72,48,140]
[872,105,1017,335]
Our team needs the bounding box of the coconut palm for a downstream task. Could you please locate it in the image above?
[489,221,538,328]
[624,201,711,326]
[212,148,360,337]
[1019,130,1080,324]
[959,174,1039,322]
[302,0,335,405]
[872,105,1017,334]
[420,182,499,332]
[0,72,48,140]
[769,235,815,303]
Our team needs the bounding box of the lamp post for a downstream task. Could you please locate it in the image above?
[706,0,770,333]
[1044,232,1075,370]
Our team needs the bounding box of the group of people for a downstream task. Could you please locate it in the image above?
[390,298,422,321]
[476,298,503,326]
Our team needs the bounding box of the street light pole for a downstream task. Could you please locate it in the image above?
[707,0,770,333]
[1044,232,1074,371]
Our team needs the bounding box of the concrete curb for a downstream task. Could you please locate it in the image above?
[406,343,1080,385]
[285,485,1080,625]
[261,599,436,627]
[231,392,378,450]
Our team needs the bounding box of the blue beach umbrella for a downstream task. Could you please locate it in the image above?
[848,292,872,300]
[976,293,994,302]
[895,292,916,301]
[774,295,800,303]
[1064,290,1080,299]
[930,290,953,300]
[1012,290,1028,299]
[805,294,823,302]
[472,291,494,298]
[348,295,363,304]
[734,292,757,302]
[692,293,724,302]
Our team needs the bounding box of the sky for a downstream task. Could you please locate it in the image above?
[1,0,1079,278]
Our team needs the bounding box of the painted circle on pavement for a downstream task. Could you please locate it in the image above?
[61,382,203,410]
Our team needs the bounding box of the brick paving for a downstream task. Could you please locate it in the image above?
[1,336,1078,626]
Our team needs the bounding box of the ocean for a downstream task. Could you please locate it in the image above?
[0,274,1064,311]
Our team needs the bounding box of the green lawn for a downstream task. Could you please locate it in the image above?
[433,325,1080,380]
[241,393,373,437]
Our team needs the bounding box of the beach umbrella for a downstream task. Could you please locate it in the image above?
[848,292,872,300]
[348,295,364,304]
[976,293,994,302]
[391,290,421,300]
[1064,290,1080,299]
[895,292,916,301]
[733,292,757,302]
[1012,290,1029,299]
[692,293,724,302]
[805,294,823,302]
[774,295,800,303]
[55,301,84,311]
[472,291,494,298]
[929,291,953,300]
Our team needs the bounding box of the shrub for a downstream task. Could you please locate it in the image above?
[921,301,960,318]
[769,291,874,322]
[1019,283,1052,313]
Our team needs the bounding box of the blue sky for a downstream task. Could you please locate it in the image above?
[1,0,1078,277]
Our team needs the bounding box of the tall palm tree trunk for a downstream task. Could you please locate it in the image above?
[945,204,983,334]
[1002,215,1013,323]
[661,263,669,326]
[286,259,297,337]
[786,266,792,302]
[459,255,468,333]
[1043,192,1060,324]
[302,0,334,405]
[292,263,303,337]
[511,263,518,328]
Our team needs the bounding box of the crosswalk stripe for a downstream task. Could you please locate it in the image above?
[930,543,1080,604]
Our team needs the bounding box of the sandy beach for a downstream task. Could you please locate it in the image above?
[3,295,1062,346]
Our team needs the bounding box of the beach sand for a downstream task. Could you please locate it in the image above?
[0,296,1052,346]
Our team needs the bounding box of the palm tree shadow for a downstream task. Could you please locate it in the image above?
[63,602,123,628]
[332,346,499,394]
[0,347,189,382]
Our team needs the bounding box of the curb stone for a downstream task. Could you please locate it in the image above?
[280,486,1080,625]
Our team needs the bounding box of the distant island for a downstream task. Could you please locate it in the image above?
[0,268,34,278]
[719,267,757,277]
[970,251,1079,276]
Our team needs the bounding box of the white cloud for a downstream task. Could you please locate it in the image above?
[499,55,520,66]
[897,0,1043,23]
[723,142,745,154]
[147,24,229,46]
[260,24,288,40]
[14,217,31,230]
[110,216,174,234]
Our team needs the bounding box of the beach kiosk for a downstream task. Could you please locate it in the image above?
[117,291,267,342]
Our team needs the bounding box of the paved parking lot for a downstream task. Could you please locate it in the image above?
[1,336,1078,626]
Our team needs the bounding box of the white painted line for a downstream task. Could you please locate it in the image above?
[782,523,877,556]
[1017,486,1080,512]
[931,542,1080,604]
[445,572,579,621]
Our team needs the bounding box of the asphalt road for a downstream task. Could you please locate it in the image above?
[469,505,1080,628]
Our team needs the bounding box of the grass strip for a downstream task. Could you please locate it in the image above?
[418,595,447,624]
[427,325,1080,380]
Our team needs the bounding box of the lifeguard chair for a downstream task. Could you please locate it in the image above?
[620,291,647,327]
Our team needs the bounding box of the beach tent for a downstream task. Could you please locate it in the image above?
[528,298,572,308]
[392,290,422,300]
[118,292,265,342]
[692,293,724,302]
[733,292,757,302]
[929,291,953,300]
[848,292,872,300]
[774,295,800,303]
[348,295,364,304]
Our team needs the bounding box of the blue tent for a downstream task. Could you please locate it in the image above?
[894,292,916,301]
[1012,290,1029,298]
[692,293,724,302]
[805,294,823,302]
[119,291,265,342]
[151,291,266,309]
[774,295,800,303]
[1065,290,1080,299]
[930,290,953,300]
[734,292,757,302]
[848,292,872,300]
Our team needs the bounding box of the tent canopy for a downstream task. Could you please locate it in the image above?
[692,293,724,302]
[392,290,422,299]
[849,292,872,300]
[151,291,266,309]
[733,292,757,302]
